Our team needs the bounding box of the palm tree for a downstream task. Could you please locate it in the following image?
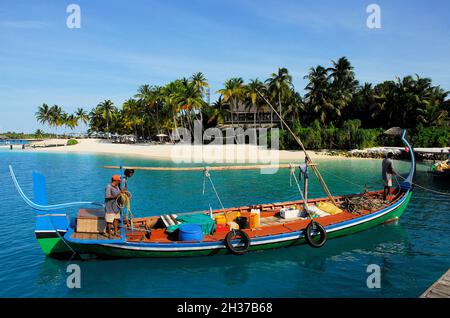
[328,57,357,90]
[135,84,160,137]
[178,79,207,133]
[88,107,104,136]
[205,97,230,128]
[49,105,64,135]
[245,79,265,128]
[66,114,78,134]
[160,81,181,135]
[75,108,89,137]
[35,103,52,127]
[327,57,358,125]
[191,72,209,95]
[266,67,293,129]
[304,66,334,124]
[217,78,245,130]
[346,82,374,125]
[96,100,116,139]
[191,72,209,125]
[122,98,141,137]
[34,129,44,139]
[284,91,304,125]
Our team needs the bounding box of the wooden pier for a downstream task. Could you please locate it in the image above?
[421,268,450,298]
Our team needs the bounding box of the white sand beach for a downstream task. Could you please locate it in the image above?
[25,138,340,163]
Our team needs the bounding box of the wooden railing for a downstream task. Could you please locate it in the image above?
[224,112,281,124]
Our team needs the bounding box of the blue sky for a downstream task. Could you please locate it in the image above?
[1,0,449,133]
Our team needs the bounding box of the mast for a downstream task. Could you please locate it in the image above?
[256,89,337,206]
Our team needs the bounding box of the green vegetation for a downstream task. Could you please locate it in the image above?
[0,130,56,140]
[67,139,78,146]
[33,57,449,149]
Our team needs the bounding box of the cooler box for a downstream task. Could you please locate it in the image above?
[279,207,301,219]
[76,209,106,233]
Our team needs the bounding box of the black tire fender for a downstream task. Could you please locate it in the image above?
[225,230,250,255]
[304,220,327,248]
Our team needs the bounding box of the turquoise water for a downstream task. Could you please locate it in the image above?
[0,149,449,297]
[0,140,29,145]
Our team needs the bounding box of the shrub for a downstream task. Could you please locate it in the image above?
[411,127,450,147]
[67,139,78,146]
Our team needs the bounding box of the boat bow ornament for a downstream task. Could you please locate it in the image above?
[9,165,103,211]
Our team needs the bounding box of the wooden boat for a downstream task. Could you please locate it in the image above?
[10,130,416,259]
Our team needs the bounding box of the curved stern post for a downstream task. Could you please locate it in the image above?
[33,172,72,256]
[400,129,416,191]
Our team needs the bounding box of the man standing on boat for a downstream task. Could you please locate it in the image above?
[122,168,135,191]
[105,175,122,238]
[382,152,397,200]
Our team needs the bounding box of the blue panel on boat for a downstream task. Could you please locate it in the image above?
[32,172,47,205]
[35,215,69,232]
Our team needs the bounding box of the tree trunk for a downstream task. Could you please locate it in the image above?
[278,93,283,130]
[254,104,257,129]
[106,119,109,140]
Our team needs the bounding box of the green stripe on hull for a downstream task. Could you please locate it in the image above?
[37,237,72,256]
[57,192,412,258]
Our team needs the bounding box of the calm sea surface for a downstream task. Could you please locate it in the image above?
[0,149,449,297]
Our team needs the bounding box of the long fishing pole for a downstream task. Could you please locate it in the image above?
[255,89,337,206]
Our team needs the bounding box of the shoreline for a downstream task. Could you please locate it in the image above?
[16,138,364,163]
[6,138,447,163]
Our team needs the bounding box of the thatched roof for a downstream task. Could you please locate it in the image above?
[384,127,403,135]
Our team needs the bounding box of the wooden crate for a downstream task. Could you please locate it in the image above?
[76,209,106,233]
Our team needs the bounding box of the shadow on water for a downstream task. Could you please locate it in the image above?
[36,222,409,297]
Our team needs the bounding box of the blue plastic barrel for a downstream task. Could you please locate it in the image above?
[178,224,203,241]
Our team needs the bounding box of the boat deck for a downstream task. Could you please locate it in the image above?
[68,190,401,244]
[70,232,121,240]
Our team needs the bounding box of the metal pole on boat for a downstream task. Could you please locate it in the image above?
[303,160,309,205]
[119,165,126,233]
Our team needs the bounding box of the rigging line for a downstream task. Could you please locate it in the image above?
[291,169,307,203]
[396,175,450,197]
[255,89,337,206]
[203,168,225,210]
[47,215,77,257]
[289,166,314,218]
[320,169,365,189]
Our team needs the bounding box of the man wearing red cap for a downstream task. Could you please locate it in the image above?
[105,175,122,238]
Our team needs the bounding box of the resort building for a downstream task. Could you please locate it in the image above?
[220,104,281,129]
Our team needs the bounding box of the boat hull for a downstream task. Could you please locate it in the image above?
[50,191,412,259]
